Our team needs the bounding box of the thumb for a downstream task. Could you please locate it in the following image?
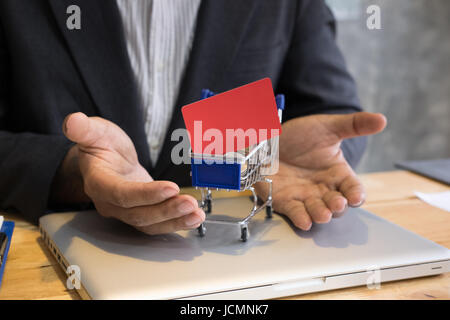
[63,112,109,147]
[328,112,387,140]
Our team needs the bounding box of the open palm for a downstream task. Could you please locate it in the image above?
[255,112,386,230]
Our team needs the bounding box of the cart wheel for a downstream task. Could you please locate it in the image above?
[206,199,212,214]
[266,205,273,219]
[197,224,206,237]
[240,227,249,242]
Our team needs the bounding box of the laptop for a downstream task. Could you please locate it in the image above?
[395,158,450,186]
[39,196,450,300]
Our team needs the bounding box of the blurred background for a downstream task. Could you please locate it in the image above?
[326,0,450,173]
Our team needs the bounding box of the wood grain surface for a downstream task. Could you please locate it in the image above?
[0,170,448,300]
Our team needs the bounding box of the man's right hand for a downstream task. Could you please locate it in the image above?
[57,112,205,235]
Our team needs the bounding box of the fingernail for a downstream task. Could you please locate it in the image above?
[336,204,348,214]
[163,187,178,198]
[350,199,364,207]
[178,201,194,214]
[185,214,202,227]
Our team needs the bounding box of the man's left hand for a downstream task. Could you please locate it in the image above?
[255,112,386,230]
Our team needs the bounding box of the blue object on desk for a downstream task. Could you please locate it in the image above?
[0,221,14,288]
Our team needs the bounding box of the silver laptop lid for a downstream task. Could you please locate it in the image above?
[39,196,449,299]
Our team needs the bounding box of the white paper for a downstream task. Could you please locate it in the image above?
[414,191,450,212]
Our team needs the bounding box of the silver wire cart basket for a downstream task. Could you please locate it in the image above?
[190,90,284,241]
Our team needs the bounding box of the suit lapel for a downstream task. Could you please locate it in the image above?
[153,0,260,178]
[48,0,259,178]
[48,0,151,168]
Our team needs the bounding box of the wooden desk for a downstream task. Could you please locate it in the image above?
[0,170,448,300]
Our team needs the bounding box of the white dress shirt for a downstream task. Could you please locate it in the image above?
[116,0,201,166]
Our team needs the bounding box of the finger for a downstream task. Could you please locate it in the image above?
[328,112,387,140]
[273,198,312,231]
[136,208,206,235]
[84,173,180,208]
[322,191,348,218]
[283,183,327,202]
[304,197,332,224]
[64,112,140,160]
[63,112,108,146]
[113,195,199,227]
[339,175,366,207]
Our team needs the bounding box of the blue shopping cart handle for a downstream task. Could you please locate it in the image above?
[201,89,215,100]
[201,88,285,110]
[275,94,285,110]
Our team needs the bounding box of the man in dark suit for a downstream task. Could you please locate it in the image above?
[0,0,386,234]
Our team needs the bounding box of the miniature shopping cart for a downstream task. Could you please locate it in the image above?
[190,89,285,241]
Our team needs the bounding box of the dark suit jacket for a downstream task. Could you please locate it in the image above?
[0,0,366,223]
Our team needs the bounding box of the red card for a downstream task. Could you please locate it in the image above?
[182,78,281,155]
